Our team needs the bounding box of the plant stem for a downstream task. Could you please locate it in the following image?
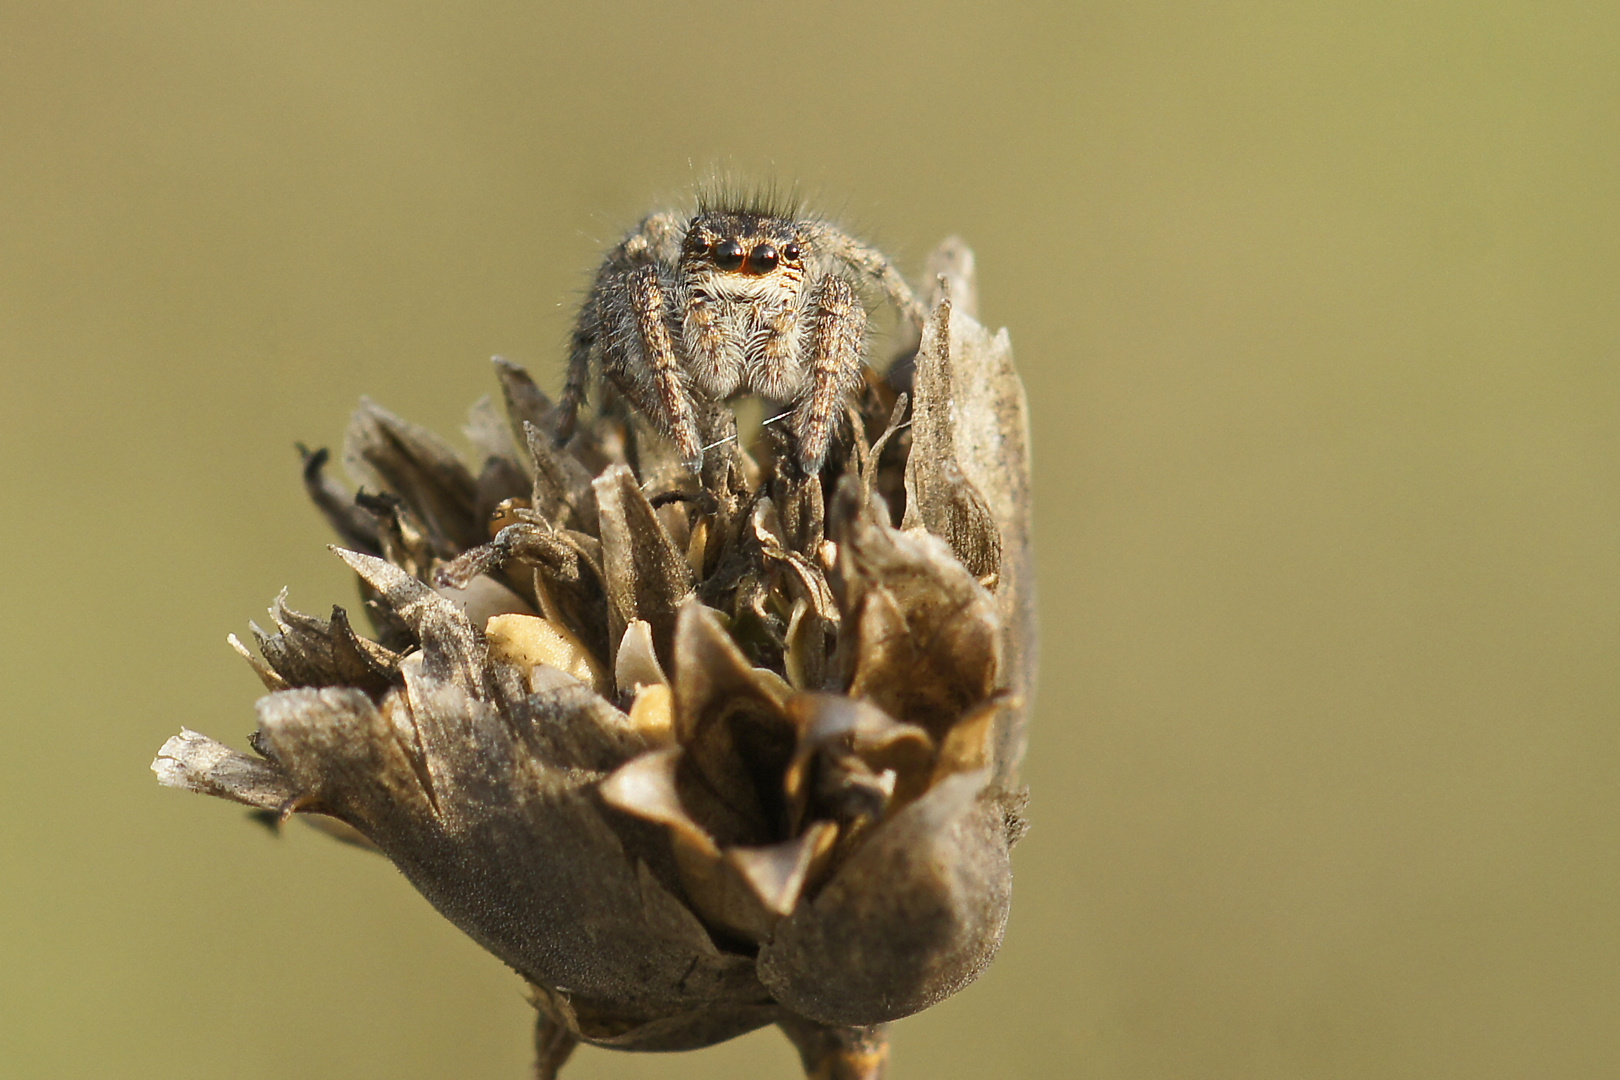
[777,1016,890,1079]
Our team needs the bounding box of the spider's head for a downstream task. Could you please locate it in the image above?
[682,211,807,285]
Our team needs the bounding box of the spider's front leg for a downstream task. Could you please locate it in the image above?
[555,211,689,447]
[792,275,866,474]
[618,267,703,469]
[608,264,704,468]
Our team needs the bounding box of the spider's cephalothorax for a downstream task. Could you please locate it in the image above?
[561,202,926,473]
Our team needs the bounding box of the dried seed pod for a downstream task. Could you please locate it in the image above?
[154,234,1034,1079]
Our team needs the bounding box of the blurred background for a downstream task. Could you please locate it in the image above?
[3,3,1617,1077]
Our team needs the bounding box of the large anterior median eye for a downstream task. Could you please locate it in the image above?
[749,243,779,273]
[713,240,745,271]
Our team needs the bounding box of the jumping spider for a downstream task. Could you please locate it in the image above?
[559,196,927,473]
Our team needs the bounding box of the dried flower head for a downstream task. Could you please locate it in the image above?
[153,231,1034,1078]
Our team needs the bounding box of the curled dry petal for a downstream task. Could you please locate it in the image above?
[783,693,935,817]
[669,602,796,843]
[616,618,669,691]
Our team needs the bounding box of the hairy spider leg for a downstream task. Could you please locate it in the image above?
[557,212,687,442]
[555,327,592,443]
[607,264,703,467]
[792,275,867,473]
[806,222,929,327]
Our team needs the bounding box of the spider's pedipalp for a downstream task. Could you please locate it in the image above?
[681,287,740,397]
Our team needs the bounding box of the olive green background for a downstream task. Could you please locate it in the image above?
[3,3,1617,1077]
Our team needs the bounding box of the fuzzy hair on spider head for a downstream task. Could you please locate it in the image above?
[559,186,928,475]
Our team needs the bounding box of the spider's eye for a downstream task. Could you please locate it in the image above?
[781,241,802,262]
[750,243,779,272]
[713,240,745,271]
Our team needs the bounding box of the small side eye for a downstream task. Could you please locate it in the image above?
[750,243,779,272]
[781,241,802,262]
[714,240,745,270]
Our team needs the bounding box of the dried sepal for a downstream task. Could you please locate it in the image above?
[152,728,298,810]
[246,591,402,695]
[595,464,696,668]
[502,680,658,782]
[228,632,288,692]
[343,397,482,555]
[299,445,382,555]
[902,295,1002,586]
[332,548,487,694]
[756,769,1012,1026]
[493,357,555,446]
[913,285,1037,784]
[463,395,531,528]
[834,478,1002,743]
[247,663,763,1027]
[523,421,599,533]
